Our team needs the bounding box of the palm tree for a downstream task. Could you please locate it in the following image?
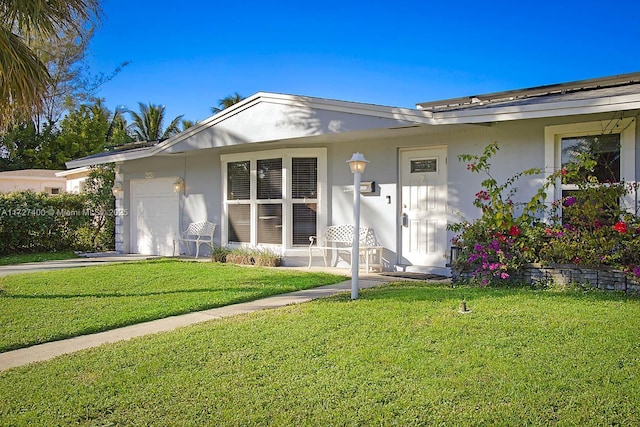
[180,119,197,131]
[128,102,183,142]
[0,0,100,128]
[210,92,245,114]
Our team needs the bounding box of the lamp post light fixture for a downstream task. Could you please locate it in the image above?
[347,152,368,300]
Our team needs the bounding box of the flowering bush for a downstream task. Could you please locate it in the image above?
[450,142,640,286]
[449,142,546,285]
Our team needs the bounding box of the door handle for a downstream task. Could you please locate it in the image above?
[401,213,408,227]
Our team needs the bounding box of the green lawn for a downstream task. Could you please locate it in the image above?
[0,250,77,266]
[0,259,347,351]
[1,282,638,425]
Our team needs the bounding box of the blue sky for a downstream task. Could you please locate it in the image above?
[87,0,640,123]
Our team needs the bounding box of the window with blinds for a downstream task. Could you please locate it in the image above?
[227,161,250,200]
[257,158,282,199]
[292,157,317,198]
[293,203,317,245]
[228,204,250,243]
[292,158,318,245]
[223,150,323,248]
[258,204,282,244]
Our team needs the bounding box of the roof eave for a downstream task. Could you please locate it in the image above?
[431,93,640,124]
[65,147,157,169]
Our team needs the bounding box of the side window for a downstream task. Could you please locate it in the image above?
[560,134,622,225]
[544,119,636,217]
[561,134,620,184]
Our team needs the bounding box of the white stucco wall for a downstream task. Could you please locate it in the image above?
[165,100,427,154]
[115,111,639,268]
[0,177,66,194]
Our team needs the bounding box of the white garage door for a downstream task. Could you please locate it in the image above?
[130,178,179,256]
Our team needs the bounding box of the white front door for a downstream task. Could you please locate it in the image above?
[130,178,179,256]
[400,147,448,267]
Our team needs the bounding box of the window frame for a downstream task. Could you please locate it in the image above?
[221,148,327,251]
[544,118,636,216]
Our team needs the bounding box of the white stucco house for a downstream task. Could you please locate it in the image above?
[54,167,91,194]
[67,72,640,273]
[0,169,66,194]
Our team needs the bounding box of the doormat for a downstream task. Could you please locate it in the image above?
[380,272,449,281]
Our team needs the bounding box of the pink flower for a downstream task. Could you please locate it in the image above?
[500,272,510,279]
[475,190,490,201]
[614,221,628,234]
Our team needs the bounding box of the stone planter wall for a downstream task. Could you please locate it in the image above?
[452,264,640,294]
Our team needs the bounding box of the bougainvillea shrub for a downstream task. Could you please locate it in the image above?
[449,142,640,286]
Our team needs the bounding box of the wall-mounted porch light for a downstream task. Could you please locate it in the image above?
[173,177,184,193]
[111,182,123,197]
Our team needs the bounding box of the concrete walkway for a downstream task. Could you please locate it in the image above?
[0,253,158,277]
[0,260,395,372]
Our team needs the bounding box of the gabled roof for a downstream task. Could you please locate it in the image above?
[67,92,434,168]
[66,72,640,169]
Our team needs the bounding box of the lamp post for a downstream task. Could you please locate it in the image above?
[347,152,368,300]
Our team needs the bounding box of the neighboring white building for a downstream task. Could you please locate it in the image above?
[67,72,640,273]
[0,169,66,194]
[55,167,91,193]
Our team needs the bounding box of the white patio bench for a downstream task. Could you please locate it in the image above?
[173,221,217,258]
[308,224,383,272]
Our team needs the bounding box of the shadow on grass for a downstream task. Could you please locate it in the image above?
[0,285,317,353]
[1,286,277,300]
[338,280,638,304]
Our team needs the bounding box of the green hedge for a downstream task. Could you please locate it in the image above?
[0,191,96,254]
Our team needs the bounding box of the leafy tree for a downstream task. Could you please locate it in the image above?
[0,99,133,171]
[0,0,101,128]
[128,102,183,141]
[106,109,132,147]
[0,121,58,170]
[48,101,110,168]
[80,165,115,251]
[211,92,245,114]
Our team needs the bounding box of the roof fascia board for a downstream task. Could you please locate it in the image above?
[65,147,156,169]
[417,71,640,110]
[55,166,91,177]
[431,93,640,124]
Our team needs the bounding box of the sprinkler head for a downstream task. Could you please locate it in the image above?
[459,300,471,314]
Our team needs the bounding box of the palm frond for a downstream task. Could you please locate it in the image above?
[0,25,50,127]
